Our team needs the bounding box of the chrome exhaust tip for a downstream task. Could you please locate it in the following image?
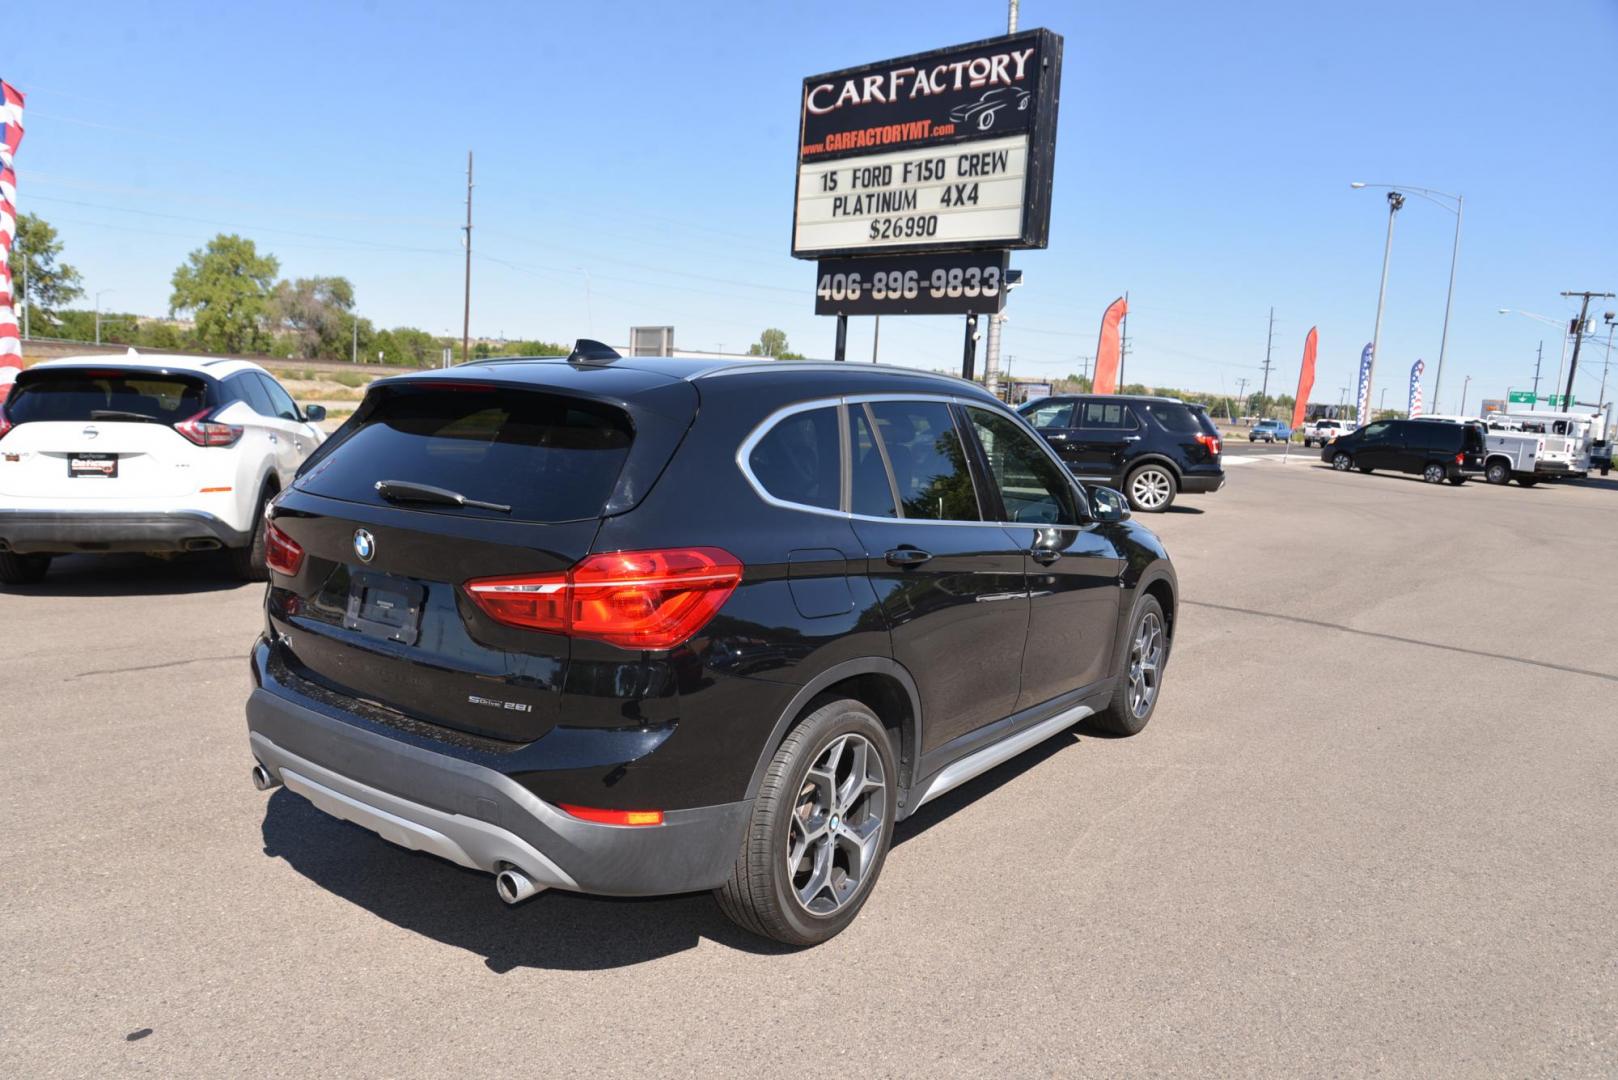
[251,763,281,791]
[496,867,543,905]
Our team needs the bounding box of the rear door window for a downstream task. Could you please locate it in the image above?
[298,386,634,522]
[229,373,276,416]
[748,405,841,511]
[1078,401,1138,430]
[849,405,897,518]
[6,368,210,424]
[867,400,980,521]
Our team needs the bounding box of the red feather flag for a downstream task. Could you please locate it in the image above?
[1091,296,1127,394]
[1291,327,1317,432]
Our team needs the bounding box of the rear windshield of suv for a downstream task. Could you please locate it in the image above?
[298,385,633,522]
[5,368,210,424]
[1142,402,1205,435]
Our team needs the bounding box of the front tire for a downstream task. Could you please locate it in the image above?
[715,698,897,947]
[1423,463,1446,484]
[1091,595,1169,737]
[1485,461,1510,485]
[1332,452,1354,471]
[1125,464,1177,513]
[0,551,51,585]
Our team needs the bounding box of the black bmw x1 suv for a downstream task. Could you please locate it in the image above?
[245,342,1178,946]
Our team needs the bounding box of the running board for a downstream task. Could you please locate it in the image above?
[909,703,1094,812]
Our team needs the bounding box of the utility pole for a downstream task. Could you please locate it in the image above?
[871,315,880,363]
[1076,354,1093,386]
[1459,375,1472,416]
[1597,313,1615,407]
[1235,377,1250,415]
[980,0,1019,396]
[1259,306,1276,401]
[15,235,26,340]
[1560,290,1615,407]
[1531,341,1543,401]
[461,150,474,364]
[351,317,359,364]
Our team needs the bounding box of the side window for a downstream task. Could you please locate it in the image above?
[1079,401,1138,430]
[967,408,1079,525]
[849,405,897,518]
[258,374,301,422]
[1022,400,1073,430]
[231,373,275,417]
[867,400,980,521]
[748,405,841,511]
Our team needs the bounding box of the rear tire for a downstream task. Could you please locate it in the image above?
[1125,464,1177,513]
[1423,463,1446,484]
[1091,595,1169,737]
[715,698,897,947]
[229,489,274,583]
[1485,461,1510,485]
[0,551,51,585]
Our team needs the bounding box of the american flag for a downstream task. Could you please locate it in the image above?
[0,78,25,388]
[1408,358,1425,417]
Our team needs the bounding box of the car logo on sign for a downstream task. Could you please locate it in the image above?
[353,529,375,563]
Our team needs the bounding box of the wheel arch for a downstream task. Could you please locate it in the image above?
[742,657,922,806]
[1124,454,1183,485]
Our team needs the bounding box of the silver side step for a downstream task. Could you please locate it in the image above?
[909,703,1093,812]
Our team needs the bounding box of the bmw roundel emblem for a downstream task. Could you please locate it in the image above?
[353,529,376,563]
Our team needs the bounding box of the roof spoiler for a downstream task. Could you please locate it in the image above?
[567,339,622,366]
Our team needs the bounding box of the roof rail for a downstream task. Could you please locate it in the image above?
[567,339,622,366]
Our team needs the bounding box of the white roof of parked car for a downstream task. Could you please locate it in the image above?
[29,350,269,379]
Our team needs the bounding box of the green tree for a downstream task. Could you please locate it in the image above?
[169,234,279,354]
[270,276,355,359]
[8,213,84,326]
[748,328,790,358]
[1246,392,1272,417]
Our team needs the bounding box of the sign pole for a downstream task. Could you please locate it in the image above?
[834,314,848,362]
[962,314,979,381]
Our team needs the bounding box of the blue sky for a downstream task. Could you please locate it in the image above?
[8,0,1617,410]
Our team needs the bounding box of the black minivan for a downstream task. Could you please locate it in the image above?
[245,344,1178,946]
[1019,395,1224,513]
[1321,418,1486,484]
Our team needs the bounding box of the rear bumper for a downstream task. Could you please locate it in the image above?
[0,509,248,555]
[1179,471,1225,494]
[245,682,752,898]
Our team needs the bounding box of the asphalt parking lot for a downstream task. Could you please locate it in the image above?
[3,460,1615,1078]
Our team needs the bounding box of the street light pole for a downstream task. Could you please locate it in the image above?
[1365,191,1404,427]
[1459,375,1471,416]
[94,288,115,346]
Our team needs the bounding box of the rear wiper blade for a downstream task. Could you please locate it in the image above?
[374,479,511,514]
[89,410,164,423]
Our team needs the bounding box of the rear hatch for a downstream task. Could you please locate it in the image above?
[265,370,696,743]
[1141,401,1222,465]
[0,366,216,499]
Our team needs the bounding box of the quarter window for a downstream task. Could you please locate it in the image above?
[867,400,980,521]
[748,406,841,511]
[967,408,1079,525]
[1022,400,1073,429]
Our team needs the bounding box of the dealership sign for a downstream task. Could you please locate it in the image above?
[792,29,1063,259]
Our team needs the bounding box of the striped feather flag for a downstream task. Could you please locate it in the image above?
[0,78,25,389]
[1408,358,1424,417]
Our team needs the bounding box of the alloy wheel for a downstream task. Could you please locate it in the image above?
[1333,453,1352,471]
[787,733,886,916]
[1130,468,1173,510]
[1424,464,1445,484]
[1127,612,1165,719]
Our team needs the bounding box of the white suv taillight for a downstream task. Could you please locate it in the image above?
[175,407,243,447]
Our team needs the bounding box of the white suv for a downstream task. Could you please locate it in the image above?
[0,353,327,584]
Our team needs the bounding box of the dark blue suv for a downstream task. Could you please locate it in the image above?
[1019,395,1225,513]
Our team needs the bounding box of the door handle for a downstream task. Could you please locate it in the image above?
[1030,548,1062,566]
[1045,432,1068,441]
[1123,435,1142,442]
[885,547,933,568]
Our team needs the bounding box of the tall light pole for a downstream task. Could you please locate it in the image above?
[1598,312,1616,408]
[94,288,115,346]
[1357,188,1404,426]
[1352,183,1462,412]
[1459,375,1472,416]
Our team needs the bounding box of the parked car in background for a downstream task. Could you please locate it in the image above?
[0,353,327,584]
[1249,419,1291,443]
[1019,394,1224,513]
[244,345,1180,947]
[1321,418,1485,484]
[1302,418,1353,447]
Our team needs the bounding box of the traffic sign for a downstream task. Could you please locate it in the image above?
[1508,390,1535,404]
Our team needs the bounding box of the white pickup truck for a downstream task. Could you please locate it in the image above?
[1302,418,1353,448]
[1482,431,1543,486]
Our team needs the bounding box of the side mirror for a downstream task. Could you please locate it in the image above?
[1090,486,1131,523]
[303,404,327,422]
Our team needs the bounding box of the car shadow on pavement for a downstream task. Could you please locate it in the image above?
[1161,505,1205,515]
[1,552,248,596]
[258,729,1088,970]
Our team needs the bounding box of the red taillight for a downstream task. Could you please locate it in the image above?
[1196,432,1221,454]
[0,413,11,440]
[559,804,665,827]
[265,520,305,576]
[174,407,243,447]
[465,546,743,649]
[1455,452,1465,464]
